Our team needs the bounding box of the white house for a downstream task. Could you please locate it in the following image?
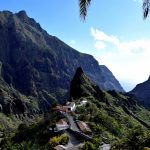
[80,99,87,106]
[63,102,76,112]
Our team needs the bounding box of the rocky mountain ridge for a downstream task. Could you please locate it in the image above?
[0,10,124,116]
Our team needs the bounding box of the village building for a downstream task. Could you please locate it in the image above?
[52,102,76,113]
[63,102,76,112]
[56,119,69,131]
[80,99,87,106]
[52,105,63,112]
[76,121,92,133]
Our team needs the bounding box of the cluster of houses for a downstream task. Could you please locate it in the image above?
[52,100,91,134]
[52,99,88,113]
[52,102,76,113]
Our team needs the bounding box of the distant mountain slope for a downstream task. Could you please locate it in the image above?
[99,65,124,92]
[0,10,124,115]
[130,76,150,109]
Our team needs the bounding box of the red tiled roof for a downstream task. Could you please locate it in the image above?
[77,121,91,133]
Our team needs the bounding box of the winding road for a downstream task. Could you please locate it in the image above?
[101,144,111,150]
[62,112,111,150]
[62,112,79,131]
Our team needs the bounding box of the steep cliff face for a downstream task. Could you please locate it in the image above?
[130,76,150,109]
[0,79,40,115]
[99,65,124,92]
[0,10,124,114]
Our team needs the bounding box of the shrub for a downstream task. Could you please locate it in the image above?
[48,133,69,148]
[0,138,15,150]
[48,136,59,148]
[18,123,28,131]
[144,148,150,150]
[92,136,102,148]
[111,126,146,150]
[81,141,96,150]
[59,134,69,145]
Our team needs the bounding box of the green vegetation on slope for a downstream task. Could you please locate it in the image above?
[70,67,150,149]
[0,111,66,150]
[1,67,150,150]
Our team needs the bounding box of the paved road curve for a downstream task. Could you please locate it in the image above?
[63,112,80,131]
[101,144,111,150]
[65,129,81,148]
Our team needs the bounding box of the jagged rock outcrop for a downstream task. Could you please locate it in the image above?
[70,67,105,101]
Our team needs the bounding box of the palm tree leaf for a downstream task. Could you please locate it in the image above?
[79,0,92,20]
[79,0,150,20]
[143,0,150,19]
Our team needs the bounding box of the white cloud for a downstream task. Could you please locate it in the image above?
[91,27,150,91]
[91,28,119,46]
[91,27,150,53]
[94,41,106,49]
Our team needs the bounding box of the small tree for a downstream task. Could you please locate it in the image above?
[18,123,28,131]
[59,134,69,145]
[81,141,97,150]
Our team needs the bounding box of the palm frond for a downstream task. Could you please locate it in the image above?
[79,0,92,20]
[143,0,150,19]
[79,0,150,20]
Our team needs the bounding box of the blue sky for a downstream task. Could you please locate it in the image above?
[1,0,150,91]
